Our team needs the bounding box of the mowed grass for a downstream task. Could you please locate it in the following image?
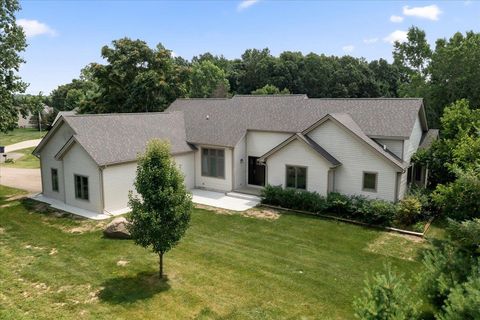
[3,147,39,169]
[0,186,426,320]
[0,128,45,146]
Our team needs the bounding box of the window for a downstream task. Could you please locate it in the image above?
[362,172,377,192]
[74,175,89,200]
[201,148,225,178]
[286,166,307,190]
[51,168,59,192]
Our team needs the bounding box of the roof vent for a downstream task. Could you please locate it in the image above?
[383,144,387,150]
[206,115,210,120]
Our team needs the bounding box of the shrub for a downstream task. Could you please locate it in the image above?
[363,200,397,226]
[395,196,423,226]
[353,264,418,320]
[437,270,480,320]
[432,169,480,221]
[4,158,14,164]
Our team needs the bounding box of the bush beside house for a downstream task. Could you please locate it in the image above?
[261,185,427,229]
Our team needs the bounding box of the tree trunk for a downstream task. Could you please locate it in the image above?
[159,252,163,279]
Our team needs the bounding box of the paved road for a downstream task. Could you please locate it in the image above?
[0,167,41,193]
[4,139,42,153]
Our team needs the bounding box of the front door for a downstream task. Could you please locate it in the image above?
[248,156,265,186]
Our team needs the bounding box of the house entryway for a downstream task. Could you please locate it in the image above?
[248,156,265,186]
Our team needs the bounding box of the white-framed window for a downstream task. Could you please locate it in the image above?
[286,165,307,190]
[362,172,377,192]
[201,148,225,178]
[74,174,89,200]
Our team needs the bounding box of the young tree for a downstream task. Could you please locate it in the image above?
[128,139,193,278]
[353,264,418,320]
[0,0,27,132]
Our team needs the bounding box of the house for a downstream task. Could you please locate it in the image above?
[33,95,436,215]
[17,104,53,128]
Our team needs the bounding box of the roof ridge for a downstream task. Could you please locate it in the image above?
[233,94,308,98]
[65,111,179,117]
[307,97,423,100]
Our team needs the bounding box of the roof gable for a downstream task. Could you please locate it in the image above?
[258,132,341,167]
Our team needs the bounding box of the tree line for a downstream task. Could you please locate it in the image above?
[47,27,480,128]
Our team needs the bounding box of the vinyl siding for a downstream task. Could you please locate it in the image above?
[194,145,233,192]
[102,153,194,214]
[246,131,292,157]
[308,119,400,201]
[375,139,404,160]
[39,122,75,202]
[266,139,331,195]
[233,135,247,189]
[63,143,102,213]
[398,115,424,199]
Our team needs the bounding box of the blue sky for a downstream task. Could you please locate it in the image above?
[18,0,480,94]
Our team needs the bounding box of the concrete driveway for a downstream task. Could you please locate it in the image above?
[4,139,42,153]
[0,167,41,193]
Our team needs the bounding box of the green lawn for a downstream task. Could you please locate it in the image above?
[0,128,46,146]
[3,147,39,169]
[0,186,426,320]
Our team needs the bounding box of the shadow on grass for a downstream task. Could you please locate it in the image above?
[98,271,171,304]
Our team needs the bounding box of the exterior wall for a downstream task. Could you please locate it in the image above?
[39,122,75,202]
[233,135,247,189]
[375,139,404,160]
[308,120,400,201]
[246,131,292,157]
[102,153,195,214]
[63,143,103,213]
[194,145,233,192]
[266,139,331,195]
[398,115,424,199]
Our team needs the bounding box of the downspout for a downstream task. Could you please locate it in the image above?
[99,165,107,215]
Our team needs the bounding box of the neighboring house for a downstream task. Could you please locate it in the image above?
[33,95,436,215]
[17,105,53,128]
[52,109,78,126]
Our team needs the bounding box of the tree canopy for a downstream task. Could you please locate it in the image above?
[0,0,27,133]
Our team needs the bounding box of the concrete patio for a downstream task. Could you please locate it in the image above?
[28,189,261,220]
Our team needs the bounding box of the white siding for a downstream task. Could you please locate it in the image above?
[375,139,404,160]
[233,135,247,189]
[63,143,103,213]
[194,146,233,192]
[266,139,331,195]
[398,115,424,199]
[308,120,400,201]
[39,123,75,202]
[246,131,292,157]
[103,153,194,214]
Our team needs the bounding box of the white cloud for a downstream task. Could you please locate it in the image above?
[237,0,259,11]
[383,30,408,44]
[403,5,442,21]
[342,45,355,53]
[17,19,56,38]
[390,15,404,23]
[363,37,379,44]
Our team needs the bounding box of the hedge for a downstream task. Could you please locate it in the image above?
[260,185,426,227]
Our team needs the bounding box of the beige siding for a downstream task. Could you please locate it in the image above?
[376,139,404,160]
[308,120,400,201]
[246,131,292,157]
[233,135,247,189]
[194,146,233,192]
[39,123,75,202]
[63,143,103,213]
[102,153,194,214]
[266,139,331,195]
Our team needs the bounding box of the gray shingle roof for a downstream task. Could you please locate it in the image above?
[167,95,425,147]
[419,129,439,150]
[62,112,193,166]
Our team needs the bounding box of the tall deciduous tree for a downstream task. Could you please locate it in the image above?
[0,0,27,133]
[85,38,189,113]
[128,139,192,278]
[189,60,229,98]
